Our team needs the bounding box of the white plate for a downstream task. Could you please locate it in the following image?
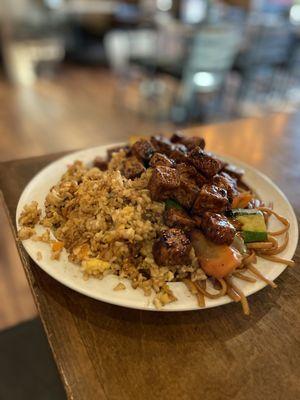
[16,145,298,312]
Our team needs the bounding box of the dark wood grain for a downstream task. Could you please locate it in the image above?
[1,114,300,400]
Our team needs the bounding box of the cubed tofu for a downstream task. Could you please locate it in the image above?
[173,163,201,209]
[164,207,195,231]
[93,156,108,171]
[152,228,191,266]
[170,131,184,143]
[150,135,174,155]
[148,166,180,201]
[122,156,145,180]
[174,179,199,209]
[132,139,155,162]
[181,136,206,150]
[192,184,229,214]
[213,172,238,201]
[189,147,222,178]
[149,153,175,168]
[107,145,130,161]
[201,212,236,245]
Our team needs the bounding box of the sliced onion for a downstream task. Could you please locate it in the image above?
[232,234,247,254]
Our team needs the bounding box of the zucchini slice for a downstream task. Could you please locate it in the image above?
[231,209,267,243]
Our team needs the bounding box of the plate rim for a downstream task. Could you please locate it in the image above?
[16,144,299,312]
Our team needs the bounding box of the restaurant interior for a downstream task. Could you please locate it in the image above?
[0,0,300,399]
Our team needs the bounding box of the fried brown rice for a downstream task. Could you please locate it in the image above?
[18,150,205,308]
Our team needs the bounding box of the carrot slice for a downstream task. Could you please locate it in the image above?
[191,231,242,279]
[232,192,253,209]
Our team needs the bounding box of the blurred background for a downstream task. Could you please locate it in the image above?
[1,1,300,397]
[1,0,300,162]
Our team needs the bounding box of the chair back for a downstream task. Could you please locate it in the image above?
[186,26,241,73]
[179,25,240,100]
[104,29,157,74]
[241,22,292,67]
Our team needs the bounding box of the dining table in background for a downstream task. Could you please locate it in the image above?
[0,113,300,400]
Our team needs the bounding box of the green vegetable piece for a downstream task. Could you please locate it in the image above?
[231,208,262,217]
[242,231,268,243]
[233,209,268,243]
[165,199,183,210]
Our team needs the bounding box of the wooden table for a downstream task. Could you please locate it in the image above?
[1,114,300,400]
